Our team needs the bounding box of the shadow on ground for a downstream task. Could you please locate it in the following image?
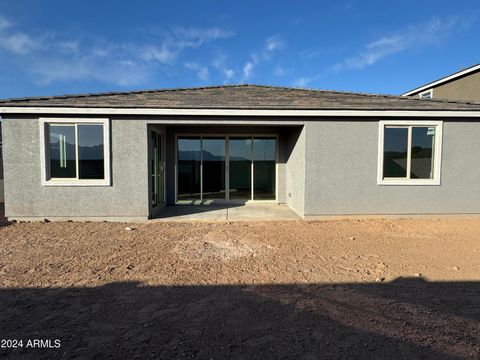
[1,278,479,359]
[0,203,10,227]
[152,204,300,221]
[152,203,243,219]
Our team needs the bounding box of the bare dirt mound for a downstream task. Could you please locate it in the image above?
[173,230,273,261]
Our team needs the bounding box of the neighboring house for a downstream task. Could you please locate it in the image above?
[1,84,480,221]
[402,63,480,102]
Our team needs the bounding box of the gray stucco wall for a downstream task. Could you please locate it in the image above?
[3,117,150,220]
[285,126,305,216]
[304,120,480,215]
[3,118,300,219]
[6,115,480,219]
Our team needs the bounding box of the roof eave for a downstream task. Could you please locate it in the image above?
[1,107,480,117]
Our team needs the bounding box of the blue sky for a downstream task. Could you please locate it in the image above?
[0,0,478,98]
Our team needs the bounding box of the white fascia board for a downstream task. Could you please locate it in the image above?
[402,64,480,96]
[0,107,480,118]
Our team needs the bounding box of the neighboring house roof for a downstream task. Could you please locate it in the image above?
[402,63,480,96]
[1,85,480,112]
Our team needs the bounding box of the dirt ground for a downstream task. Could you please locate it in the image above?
[0,217,480,359]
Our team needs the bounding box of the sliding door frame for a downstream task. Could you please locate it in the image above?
[175,133,278,204]
[149,127,166,214]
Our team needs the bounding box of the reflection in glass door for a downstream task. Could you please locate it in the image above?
[150,130,164,208]
[202,138,226,199]
[229,138,252,200]
[253,138,276,200]
[177,138,201,201]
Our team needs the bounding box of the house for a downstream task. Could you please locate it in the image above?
[403,63,480,102]
[1,84,480,221]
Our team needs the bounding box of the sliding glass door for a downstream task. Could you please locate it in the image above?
[253,138,276,200]
[177,138,201,201]
[202,138,226,199]
[229,138,252,200]
[150,130,165,208]
[176,136,276,202]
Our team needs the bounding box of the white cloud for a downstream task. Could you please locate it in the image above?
[135,27,234,66]
[300,48,319,60]
[0,16,42,55]
[332,17,463,72]
[212,54,235,82]
[30,57,151,87]
[241,34,285,81]
[171,27,234,48]
[0,16,10,30]
[138,44,177,64]
[243,62,254,79]
[293,76,314,88]
[57,40,80,54]
[184,62,209,82]
[224,68,234,79]
[0,14,233,86]
[265,35,284,51]
[1,32,40,54]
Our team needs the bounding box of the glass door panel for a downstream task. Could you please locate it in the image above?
[202,138,226,199]
[150,131,164,208]
[253,138,276,200]
[229,138,252,200]
[151,131,159,207]
[158,133,164,204]
[177,138,201,201]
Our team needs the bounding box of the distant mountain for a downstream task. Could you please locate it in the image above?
[179,150,249,162]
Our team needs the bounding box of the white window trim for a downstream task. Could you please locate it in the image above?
[377,120,443,186]
[419,89,433,99]
[39,117,111,186]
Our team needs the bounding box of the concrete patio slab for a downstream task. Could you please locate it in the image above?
[152,203,300,221]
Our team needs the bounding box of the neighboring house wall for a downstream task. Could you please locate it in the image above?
[2,117,150,220]
[407,71,480,103]
[304,120,480,216]
[431,71,480,102]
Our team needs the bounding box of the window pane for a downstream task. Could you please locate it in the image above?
[49,125,76,178]
[177,138,201,201]
[411,127,435,179]
[229,138,252,200]
[253,138,276,200]
[383,128,408,178]
[78,125,104,179]
[202,138,225,199]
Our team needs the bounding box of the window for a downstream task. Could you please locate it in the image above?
[419,89,433,99]
[40,118,110,186]
[378,121,442,185]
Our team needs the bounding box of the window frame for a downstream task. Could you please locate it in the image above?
[377,120,442,186]
[40,117,111,186]
[419,89,433,99]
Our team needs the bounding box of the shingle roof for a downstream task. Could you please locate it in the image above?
[1,84,480,111]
